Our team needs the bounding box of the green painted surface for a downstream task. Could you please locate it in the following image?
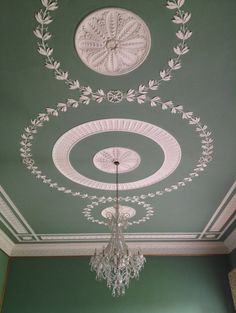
[0,250,8,309]
[229,249,236,270]
[0,0,236,241]
[2,256,234,313]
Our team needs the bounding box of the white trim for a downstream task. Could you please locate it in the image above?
[0,229,14,256]
[11,241,227,257]
[200,181,236,238]
[224,229,236,253]
[0,186,39,240]
[210,193,236,231]
[218,215,236,239]
[39,232,199,242]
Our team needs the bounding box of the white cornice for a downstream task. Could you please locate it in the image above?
[11,241,227,257]
[0,229,14,256]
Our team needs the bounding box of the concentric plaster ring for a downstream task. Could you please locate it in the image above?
[74,8,151,76]
[83,198,155,226]
[101,206,136,219]
[34,1,192,101]
[20,97,214,201]
[93,147,141,174]
[52,119,182,190]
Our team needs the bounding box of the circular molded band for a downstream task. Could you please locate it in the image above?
[52,119,182,190]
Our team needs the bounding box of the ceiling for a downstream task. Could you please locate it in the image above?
[0,0,235,256]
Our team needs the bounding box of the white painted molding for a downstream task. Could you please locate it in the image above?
[0,229,14,256]
[0,187,28,234]
[39,232,198,241]
[210,193,236,232]
[52,119,181,190]
[11,241,227,257]
[200,181,236,238]
[224,229,236,253]
[0,186,38,240]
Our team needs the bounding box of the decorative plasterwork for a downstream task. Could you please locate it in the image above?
[34,0,192,102]
[82,198,154,226]
[74,8,151,76]
[210,193,236,232]
[0,196,27,234]
[93,147,141,174]
[200,181,236,239]
[10,241,228,257]
[39,233,198,241]
[0,186,38,241]
[52,119,181,190]
[20,98,213,200]
[101,206,136,219]
[0,229,14,256]
[0,184,235,255]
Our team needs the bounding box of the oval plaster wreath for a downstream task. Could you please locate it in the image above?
[82,198,155,227]
[34,0,192,104]
[20,96,213,202]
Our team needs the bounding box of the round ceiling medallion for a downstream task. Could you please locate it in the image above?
[34,1,192,100]
[52,119,181,190]
[93,147,141,174]
[74,8,151,76]
[101,206,136,219]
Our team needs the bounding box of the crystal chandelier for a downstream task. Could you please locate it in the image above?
[90,161,146,297]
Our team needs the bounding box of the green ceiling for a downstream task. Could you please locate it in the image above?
[0,0,235,247]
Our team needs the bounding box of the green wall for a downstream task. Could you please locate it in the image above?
[0,250,8,310]
[2,256,234,313]
[229,249,236,270]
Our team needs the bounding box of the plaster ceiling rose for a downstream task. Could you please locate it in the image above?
[34,0,192,102]
[74,8,151,76]
[93,147,141,174]
[101,206,136,219]
[52,119,181,191]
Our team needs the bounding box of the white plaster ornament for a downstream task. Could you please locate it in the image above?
[101,206,136,219]
[34,0,192,103]
[83,199,154,226]
[74,8,151,76]
[20,97,214,201]
[93,147,141,174]
[52,120,181,191]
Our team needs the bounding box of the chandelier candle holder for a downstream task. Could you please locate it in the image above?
[90,161,146,296]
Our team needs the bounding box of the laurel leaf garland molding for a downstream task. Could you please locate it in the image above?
[82,198,155,226]
[20,97,214,201]
[34,0,192,103]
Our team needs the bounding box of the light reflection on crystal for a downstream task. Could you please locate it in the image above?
[90,211,145,296]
